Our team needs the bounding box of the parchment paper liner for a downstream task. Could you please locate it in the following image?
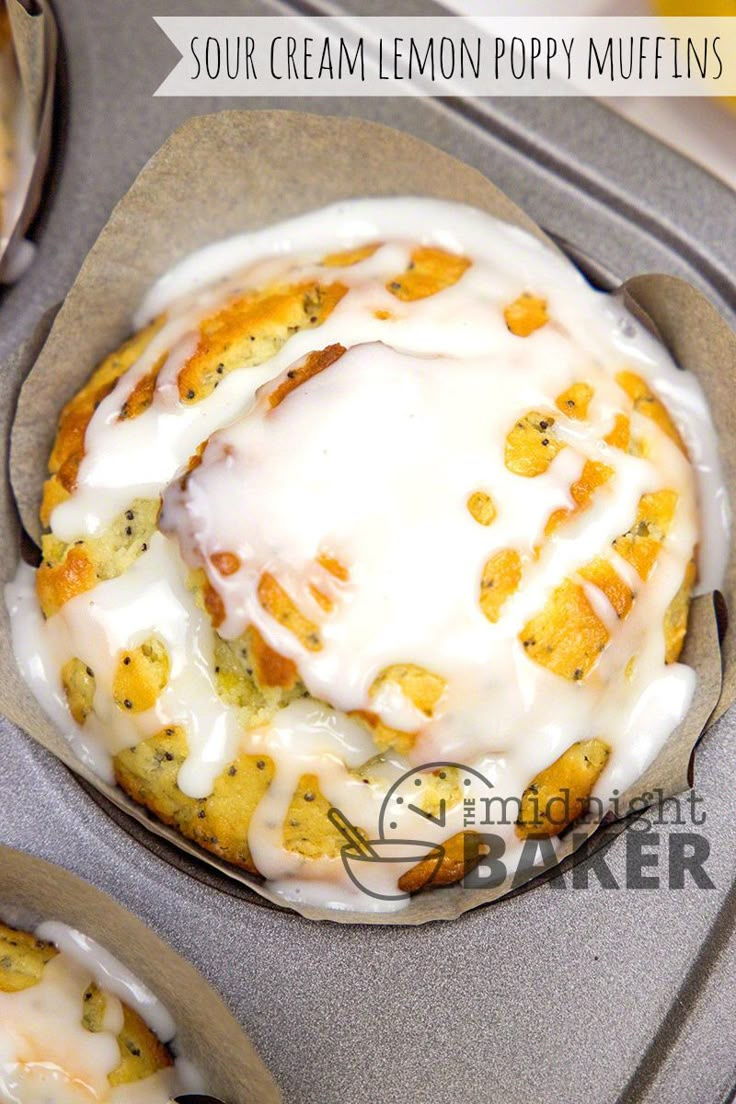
[1,0,57,282]
[2,111,733,925]
[0,843,281,1102]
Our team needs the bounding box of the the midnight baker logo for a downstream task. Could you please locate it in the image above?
[327,761,493,902]
[329,765,716,899]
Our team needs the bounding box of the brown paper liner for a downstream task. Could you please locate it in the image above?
[2,111,733,924]
[0,844,281,1102]
[0,0,57,281]
[621,276,736,724]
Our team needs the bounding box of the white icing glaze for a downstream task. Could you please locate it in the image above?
[6,538,240,797]
[6,564,115,782]
[7,198,730,911]
[0,920,199,1103]
[48,199,730,586]
[34,924,177,1043]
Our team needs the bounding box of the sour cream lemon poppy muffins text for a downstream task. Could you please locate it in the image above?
[8,199,727,912]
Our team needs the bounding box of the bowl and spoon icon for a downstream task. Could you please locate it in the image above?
[327,806,445,902]
[328,761,495,902]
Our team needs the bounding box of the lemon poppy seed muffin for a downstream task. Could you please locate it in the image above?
[9,198,726,913]
[0,920,192,1101]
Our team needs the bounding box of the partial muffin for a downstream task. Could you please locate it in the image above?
[10,197,723,911]
[0,2,32,254]
[0,920,185,1102]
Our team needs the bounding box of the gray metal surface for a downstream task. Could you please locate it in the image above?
[2,1,736,1102]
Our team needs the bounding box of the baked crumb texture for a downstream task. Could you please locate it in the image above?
[35,245,696,893]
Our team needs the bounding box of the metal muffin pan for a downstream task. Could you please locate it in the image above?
[2,1,736,1101]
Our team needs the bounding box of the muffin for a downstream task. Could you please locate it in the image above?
[9,197,723,911]
[0,919,190,1101]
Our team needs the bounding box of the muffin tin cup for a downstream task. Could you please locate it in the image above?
[0,843,281,1103]
[1,110,734,924]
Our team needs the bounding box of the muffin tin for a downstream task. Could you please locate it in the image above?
[1,0,736,1100]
